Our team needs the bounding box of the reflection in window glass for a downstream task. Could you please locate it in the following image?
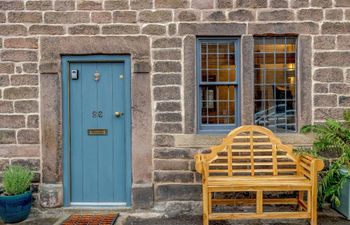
[198,39,239,132]
[254,37,297,132]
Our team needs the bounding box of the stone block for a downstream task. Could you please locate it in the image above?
[15,66,22,74]
[175,10,200,21]
[155,123,182,133]
[132,184,153,209]
[313,36,335,50]
[325,9,343,21]
[191,0,214,9]
[154,171,194,183]
[336,0,350,7]
[168,23,177,35]
[17,129,39,144]
[0,145,40,157]
[11,158,40,171]
[291,0,310,7]
[202,11,226,21]
[4,38,38,49]
[104,0,129,10]
[155,0,189,8]
[92,12,112,23]
[54,1,75,11]
[314,94,337,107]
[329,83,350,94]
[0,130,16,144]
[315,108,344,120]
[26,1,52,10]
[156,102,181,112]
[68,25,100,35]
[44,12,90,24]
[29,25,65,35]
[154,159,189,170]
[270,0,288,7]
[313,68,343,82]
[228,10,255,21]
[0,159,9,171]
[102,25,140,34]
[236,0,267,8]
[0,63,14,74]
[156,113,182,122]
[152,37,182,48]
[347,69,350,83]
[27,115,39,128]
[77,0,102,10]
[1,50,37,62]
[153,49,182,60]
[142,24,166,35]
[337,35,350,50]
[0,115,25,128]
[0,25,27,36]
[8,12,42,23]
[154,61,182,73]
[3,87,38,99]
[139,10,172,23]
[0,75,9,87]
[311,0,332,7]
[153,74,182,85]
[133,61,151,73]
[314,83,328,93]
[0,12,5,23]
[0,101,13,113]
[322,22,350,34]
[155,184,201,201]
[216,0,233,8]
[258,9,295,21]
[130,0,153,9]
[248,22,319,34]
[179,23,246,35]
[154,148,195,159]
[15,100,38,113]
[297,9,323,21]
[314,52,350,67]
[113,11,137,23]
[154,135,175,147]
[39,184,63,208]
[339,96,350,107]
[0,1,24,10]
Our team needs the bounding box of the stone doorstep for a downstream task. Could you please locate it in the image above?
[13,207,348,225]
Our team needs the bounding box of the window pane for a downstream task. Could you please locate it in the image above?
[254,37,297,133]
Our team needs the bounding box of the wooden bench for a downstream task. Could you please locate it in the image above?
[194,125,324,225]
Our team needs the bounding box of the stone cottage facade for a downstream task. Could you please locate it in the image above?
[0,0,350,213]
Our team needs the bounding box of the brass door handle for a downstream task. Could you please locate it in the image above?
[114,112,124,117]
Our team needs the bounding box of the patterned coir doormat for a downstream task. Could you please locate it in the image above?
[61,214,118,225]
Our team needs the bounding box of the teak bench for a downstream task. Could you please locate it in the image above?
[194,125,324,225]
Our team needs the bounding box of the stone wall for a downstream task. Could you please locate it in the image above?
[0,0,349,211]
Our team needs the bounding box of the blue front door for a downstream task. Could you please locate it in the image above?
[62,56,131,206]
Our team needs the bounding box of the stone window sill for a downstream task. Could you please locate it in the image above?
[174,133,314,148]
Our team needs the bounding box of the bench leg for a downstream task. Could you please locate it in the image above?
[202,185,209,225]
[310,190,317,225]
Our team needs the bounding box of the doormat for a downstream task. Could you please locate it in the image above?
[61,214,118,225]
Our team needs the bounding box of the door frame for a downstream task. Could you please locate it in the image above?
[62,55,132,207]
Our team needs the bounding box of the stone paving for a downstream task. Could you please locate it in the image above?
[0,208,348,225]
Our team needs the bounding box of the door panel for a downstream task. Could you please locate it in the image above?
[70,62,126,204]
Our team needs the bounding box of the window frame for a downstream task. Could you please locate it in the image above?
[253,36,298,133]
[196,37,241,133]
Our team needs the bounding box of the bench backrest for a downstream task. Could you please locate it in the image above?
[207,125,298,177]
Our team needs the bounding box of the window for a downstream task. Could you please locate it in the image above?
[197,38,240,132]
[254,36,297,132]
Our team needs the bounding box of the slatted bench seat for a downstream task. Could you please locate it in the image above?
[194,125,324,225]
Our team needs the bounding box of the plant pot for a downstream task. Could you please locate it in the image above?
[334,169,350,220]
[0,191,32,223]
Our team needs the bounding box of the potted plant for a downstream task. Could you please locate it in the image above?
[301,111,350,220]
[0,165,34,223]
